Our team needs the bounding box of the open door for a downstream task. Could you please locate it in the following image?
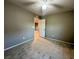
[40,19,45,37]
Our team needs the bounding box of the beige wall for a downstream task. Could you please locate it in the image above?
[4,2,35,49]
[46,11,74,43]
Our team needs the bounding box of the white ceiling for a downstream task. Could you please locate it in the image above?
[6,0,74,16]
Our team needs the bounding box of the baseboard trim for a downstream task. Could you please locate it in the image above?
[4,39,33,51]
[43,37,74,45]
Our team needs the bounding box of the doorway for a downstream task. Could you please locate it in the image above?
[34,16,45,39]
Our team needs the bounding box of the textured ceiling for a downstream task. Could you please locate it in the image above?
[6,0,74,16]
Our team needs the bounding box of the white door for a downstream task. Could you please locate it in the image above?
[40,19,45,37]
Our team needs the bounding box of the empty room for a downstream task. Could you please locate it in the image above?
[4,0,74,59]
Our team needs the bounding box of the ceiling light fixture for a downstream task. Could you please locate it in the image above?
[42,0,47,10]
[42,0,48,15]
[42,4,47,10]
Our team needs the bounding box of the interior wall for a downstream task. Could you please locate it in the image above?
[4,2,35,49]
[46,11,74,43]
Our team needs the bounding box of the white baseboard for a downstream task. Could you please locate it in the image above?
[4,39,33,51]
[43,37,74,45]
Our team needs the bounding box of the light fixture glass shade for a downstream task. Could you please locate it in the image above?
[42,4,47,10]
